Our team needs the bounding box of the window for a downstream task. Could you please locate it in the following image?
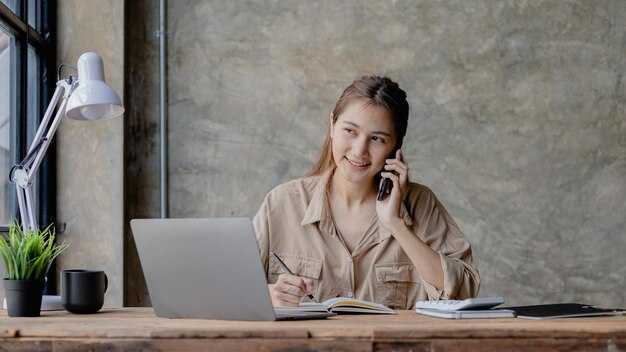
[0,1,53,230]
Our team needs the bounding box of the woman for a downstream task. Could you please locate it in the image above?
[253,76,479,309]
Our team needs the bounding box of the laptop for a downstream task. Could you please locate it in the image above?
[130,217,335,321]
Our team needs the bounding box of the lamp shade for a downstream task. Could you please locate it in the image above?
[65,52,124,121]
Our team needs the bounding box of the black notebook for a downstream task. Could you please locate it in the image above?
[504,303,625,320]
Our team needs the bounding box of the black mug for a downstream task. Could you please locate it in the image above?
[61,269,108,314]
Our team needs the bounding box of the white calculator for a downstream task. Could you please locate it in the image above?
[415,297,504,311]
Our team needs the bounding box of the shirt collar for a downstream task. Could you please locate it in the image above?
[301,169,333,226]
[301,169,414,232]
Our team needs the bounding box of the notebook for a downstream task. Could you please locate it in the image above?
[414,307,515,319]
[414,297,515,319]
[504,303,626,320]
[130,217,335,321]
[294,297,396,314]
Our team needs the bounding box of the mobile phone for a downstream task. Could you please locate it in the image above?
[377,150,398,201]
[377,178,392,201]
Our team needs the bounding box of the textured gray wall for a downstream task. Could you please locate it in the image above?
[126,1,625,307]
[56,0,125,307]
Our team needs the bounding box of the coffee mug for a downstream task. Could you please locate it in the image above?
[61,269,108,314]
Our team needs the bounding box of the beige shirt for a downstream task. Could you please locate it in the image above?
[253,170,480,310]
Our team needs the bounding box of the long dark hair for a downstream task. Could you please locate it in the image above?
[308,75,409,176]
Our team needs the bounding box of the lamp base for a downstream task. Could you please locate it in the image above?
[3,295,64,311]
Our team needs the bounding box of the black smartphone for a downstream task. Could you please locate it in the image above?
[376,149,398,201]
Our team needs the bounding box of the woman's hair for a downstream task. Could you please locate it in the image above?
[308,75,409,176]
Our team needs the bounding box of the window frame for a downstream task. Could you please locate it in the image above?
[0,1,56,291]
[0,0,55,232]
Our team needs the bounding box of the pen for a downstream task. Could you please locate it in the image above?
[269,251,316,302]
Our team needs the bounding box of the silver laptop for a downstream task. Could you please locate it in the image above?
[130,218,334,321]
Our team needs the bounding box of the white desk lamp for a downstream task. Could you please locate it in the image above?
[5,52,123,310]
[10,52,124,231]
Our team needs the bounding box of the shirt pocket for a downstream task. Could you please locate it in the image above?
[374,263,421,310]
[268,254,323,299]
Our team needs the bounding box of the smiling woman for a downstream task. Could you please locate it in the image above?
[330,101,396,186]
[253,76,480,309]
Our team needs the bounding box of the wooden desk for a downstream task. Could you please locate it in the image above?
[0,308,624,351]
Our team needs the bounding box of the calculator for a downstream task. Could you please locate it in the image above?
[415,297,505,311]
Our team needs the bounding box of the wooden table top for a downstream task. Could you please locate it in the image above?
[1,307,625,340]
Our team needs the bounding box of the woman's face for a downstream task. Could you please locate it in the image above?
[330,100,397,187]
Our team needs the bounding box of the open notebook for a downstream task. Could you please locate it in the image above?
[275,297,396,315]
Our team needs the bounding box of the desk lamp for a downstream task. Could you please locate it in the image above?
[10,52,124,231]
[5,52,123,310]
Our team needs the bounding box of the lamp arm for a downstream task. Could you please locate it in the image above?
[12,82,68,177]
[10,79,76,230]
[25,79,75,179]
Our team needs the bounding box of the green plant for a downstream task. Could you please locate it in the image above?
[0,222,69,281]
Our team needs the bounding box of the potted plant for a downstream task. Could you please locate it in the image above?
[0,223,68,317]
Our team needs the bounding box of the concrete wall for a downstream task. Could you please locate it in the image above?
[124,1,626,307]
[56,0,125,307]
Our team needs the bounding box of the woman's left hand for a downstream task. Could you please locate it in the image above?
[376,149,409,229]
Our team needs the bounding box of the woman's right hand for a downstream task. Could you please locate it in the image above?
[268,273,314,307]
